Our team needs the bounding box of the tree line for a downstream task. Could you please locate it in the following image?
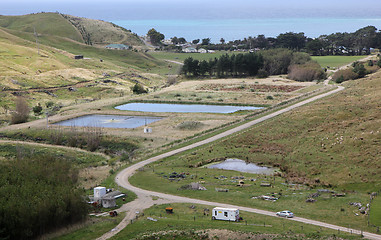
[0,154,88,239]
[182,52,263,78]
[181,49,326,82]
[165,26,381,56]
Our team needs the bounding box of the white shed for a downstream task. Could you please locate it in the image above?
[144,127,152,133]
[94,187,106,199]
[212,207,239,221]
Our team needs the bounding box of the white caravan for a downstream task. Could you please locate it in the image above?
[212,207,239,221]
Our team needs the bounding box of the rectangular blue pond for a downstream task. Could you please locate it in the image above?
[115,103,263,113]
[54,115,162,128]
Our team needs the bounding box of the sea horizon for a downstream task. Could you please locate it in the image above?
[113,17,381,43]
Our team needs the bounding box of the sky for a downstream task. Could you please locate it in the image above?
[2,0,381,20]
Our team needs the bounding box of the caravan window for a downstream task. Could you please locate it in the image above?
[224,212,228,217]
[215,211,217,215]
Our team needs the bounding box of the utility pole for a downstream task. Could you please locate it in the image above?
[34,27,39,56]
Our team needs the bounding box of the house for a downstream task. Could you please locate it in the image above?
[100,190,125,208]
[198,48,207,53]
[105,44,130,50]
[183,47,197,53]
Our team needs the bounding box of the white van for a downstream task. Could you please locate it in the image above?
[212,207,239,221]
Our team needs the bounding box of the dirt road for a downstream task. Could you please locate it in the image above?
[94,84,373,240]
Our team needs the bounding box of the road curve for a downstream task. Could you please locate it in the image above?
[112,85,380,240]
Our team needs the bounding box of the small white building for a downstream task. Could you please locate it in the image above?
[212,207,240,221]
[94,187,106,199]
[144,127,152,133]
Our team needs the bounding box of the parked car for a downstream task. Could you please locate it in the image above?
[276,210,294,218]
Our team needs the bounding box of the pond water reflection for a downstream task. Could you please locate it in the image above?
[207,158,275,175]
[54,115,162,128]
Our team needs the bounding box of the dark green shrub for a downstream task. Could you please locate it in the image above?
[32,104,43,116]
[257,69,269,78]
[131,83,148,94]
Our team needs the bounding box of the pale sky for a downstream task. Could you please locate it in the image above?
[2,0,381,21]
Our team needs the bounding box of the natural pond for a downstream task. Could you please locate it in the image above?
[54,115,162,128]
[207,158,275,175]
[115,103,263,113]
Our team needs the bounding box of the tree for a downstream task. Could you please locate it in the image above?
[192,39,200,44]
[147,28,164,46]
[171,37,179,44]
[11,97,30,124]
[220,38,225,44]
[306,39,324,56]
[352,62,366,78]
[201,38,211,45]
[276,32,306,50]
[178,37,186,44]
[199,60,209,76]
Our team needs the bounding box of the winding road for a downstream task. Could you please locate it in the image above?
[97,84,381,239]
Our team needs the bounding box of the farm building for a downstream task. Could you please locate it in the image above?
[105,44,130,50]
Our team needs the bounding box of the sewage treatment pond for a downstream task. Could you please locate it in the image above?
[115,103,263,113]
[54,115,162,128]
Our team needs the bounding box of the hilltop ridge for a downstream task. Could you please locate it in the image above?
[0,12,144,47]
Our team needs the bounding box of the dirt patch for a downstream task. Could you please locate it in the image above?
[79,165,111,189]
[197,83,303,92]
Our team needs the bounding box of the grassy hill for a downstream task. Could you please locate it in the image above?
[0,24,167,115]
[62,14,143,47]
[0,13,84,43]
[0,12,143,47]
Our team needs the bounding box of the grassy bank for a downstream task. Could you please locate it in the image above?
[311,55,368,68]
[112,203,362,239]
[128,69,381,232]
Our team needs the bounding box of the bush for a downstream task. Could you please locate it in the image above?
[332,69,358,83]
[257,69,269,78]
[266,95,274,100]
[32,104,43,116]
[11,97,30,124]
[353,63,366,78]
[288,61,326,82]
[131,83,148,94]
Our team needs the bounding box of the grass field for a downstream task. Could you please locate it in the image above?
[149,51,230,63]
[370,195,381,227]
[54,213,125,240]
[128,69,381,233]
[112,203,362,239]
[311,55,368,68]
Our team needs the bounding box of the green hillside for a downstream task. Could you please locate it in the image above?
[0,12,144,47]
[0,13,84,42]
[62,14,143,47]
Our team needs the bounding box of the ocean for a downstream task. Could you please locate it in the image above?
[2,0,381,43]
[112,17,381,43]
